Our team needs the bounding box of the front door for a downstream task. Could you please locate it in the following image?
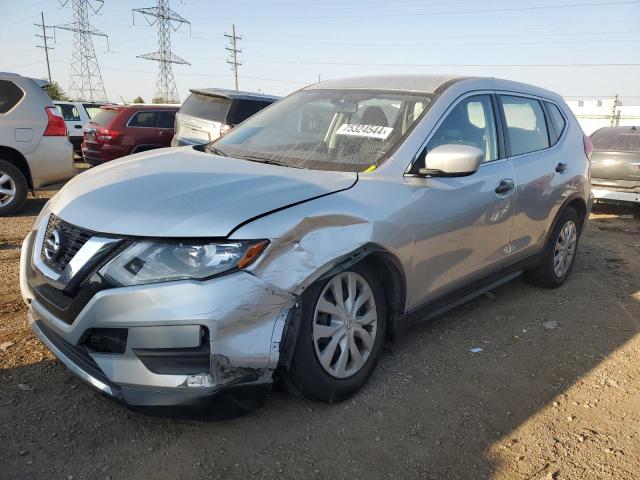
[407,94,516,308]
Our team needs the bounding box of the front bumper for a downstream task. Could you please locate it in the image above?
[20,231,295,407]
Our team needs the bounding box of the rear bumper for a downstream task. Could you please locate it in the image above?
[592,188,640,204]
[81,143,128,165]
[27,137,76,188]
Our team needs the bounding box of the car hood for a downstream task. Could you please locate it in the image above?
[49,147,357,237]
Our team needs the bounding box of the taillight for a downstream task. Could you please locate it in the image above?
[583,134,594,159]
[43,106,67,136]
[95,128,120,143]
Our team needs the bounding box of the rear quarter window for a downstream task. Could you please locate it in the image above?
[0,80,25,114]
[180,93,231,122]
[544,102,566,144]
[89,109,120,126]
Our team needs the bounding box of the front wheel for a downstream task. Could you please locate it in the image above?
[280,263,387,403]
[525,206,580,288]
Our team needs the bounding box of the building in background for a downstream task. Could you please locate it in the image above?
[566,97,640,135]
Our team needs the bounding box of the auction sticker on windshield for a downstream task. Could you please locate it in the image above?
[336,123,393,140]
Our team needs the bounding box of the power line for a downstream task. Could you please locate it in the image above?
[55,0,109,102]
[224,24,242,91]
[132,0,190,103]
[34,11,54,83]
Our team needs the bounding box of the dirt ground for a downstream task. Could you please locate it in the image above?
[1,187,639,480]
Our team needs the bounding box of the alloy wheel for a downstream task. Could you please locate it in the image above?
[553,220,577,277]
[0,171,17,207]
[312,271,378,379]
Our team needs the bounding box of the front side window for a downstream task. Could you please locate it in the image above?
[213,89,434,172]
[500,95,549,156]
[58,104,81,121]
[426,94,498,162]
[0,80,24,114]
[129,111,158,128]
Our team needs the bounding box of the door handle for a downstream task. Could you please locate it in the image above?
[74,125,83,129]
[555,162,568,173]
[495,179,515,196]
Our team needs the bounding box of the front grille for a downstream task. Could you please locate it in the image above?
[41,215,93,273]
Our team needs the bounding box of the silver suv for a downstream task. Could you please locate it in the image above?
[20,75,592,410]
[0,73,76,215]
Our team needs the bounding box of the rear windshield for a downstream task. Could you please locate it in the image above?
[180,93,231,122]
[591,128,640,152]
[83,104,103,119]
[89,109,120,126]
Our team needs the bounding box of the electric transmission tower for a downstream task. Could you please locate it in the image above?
[133,0,190,104]
[224,24,241,91]
[35,12,54,83]
[56,0,109,102]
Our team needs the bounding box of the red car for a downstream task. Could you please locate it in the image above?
[82,104,179,165]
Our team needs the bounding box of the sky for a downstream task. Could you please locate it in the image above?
[1,0,639,104]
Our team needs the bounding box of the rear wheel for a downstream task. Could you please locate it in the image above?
[280,263,387,402]
[525,206,580,288]
[0,160,27,216]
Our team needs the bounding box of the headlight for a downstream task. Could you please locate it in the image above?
[99,240,269,286]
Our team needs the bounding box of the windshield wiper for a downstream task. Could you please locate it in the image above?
[205,144,227,157]
[239,155,301,168]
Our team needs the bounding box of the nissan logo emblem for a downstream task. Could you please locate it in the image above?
[44,229,63,262]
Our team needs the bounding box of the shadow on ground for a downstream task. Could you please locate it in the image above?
[0,207,638,479]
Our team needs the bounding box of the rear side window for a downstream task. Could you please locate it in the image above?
[129,111,158,128]
[0,80,24,114]
[545,102,566,144]
[58,104,81,121]
[180,93,231,122]
[89,109,120,126]
[591,128,640,152]
[500,95,549,156]
[426,94,498,162]
[228,100,273,124]
[158,111,176,128]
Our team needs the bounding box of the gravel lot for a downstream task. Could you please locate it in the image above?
[1,183,639,479]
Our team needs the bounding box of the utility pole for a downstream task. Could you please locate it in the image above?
[35,12,54,83]
[56,0,109,102]
[224,24,242,91]
[610,94,619,127]
[133,0,190,104]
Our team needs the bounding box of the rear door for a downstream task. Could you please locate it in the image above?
[157,110,176,147]
[498,94,568,258]
[126,110,160,149]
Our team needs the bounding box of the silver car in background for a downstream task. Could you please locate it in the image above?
[171,88,279,147]
[0,73,75,216]
[20,75,592,410]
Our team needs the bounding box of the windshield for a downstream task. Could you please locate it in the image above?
[591,127,640,152]
[210,89,434,172]
[180,93,231,122]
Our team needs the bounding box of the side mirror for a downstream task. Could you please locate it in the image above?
[419,144,484,177]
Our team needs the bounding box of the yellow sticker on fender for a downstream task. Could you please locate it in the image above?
[336,123,393,140]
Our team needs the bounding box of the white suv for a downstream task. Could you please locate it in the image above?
[0,73,76,215]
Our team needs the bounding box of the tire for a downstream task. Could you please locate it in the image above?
[280,262,387,403]
[524,206,580,289]
[0,159,28,216]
